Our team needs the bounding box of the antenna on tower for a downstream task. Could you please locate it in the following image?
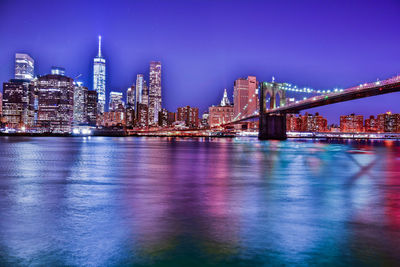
[98,35,102,57]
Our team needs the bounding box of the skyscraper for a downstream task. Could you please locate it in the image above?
[233,76,258,119]
[148,61,161,125]
[73,82,88,125]
[2,79,35,129]
[86,90,98,126]
[15,53,34,81]
[126,85,135,108]
[36,74,74,133]
[135,74,144,111]
[109,91,124,112]
[51,66,66,76]
[93,35,106,114]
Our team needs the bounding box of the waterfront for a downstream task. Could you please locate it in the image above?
[0,137,399,266]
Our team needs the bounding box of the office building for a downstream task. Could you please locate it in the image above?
[15,53,34,81]
[209,89,234,128]
[2,79,35,129]
[36,74,74,133]
[177,106,199,128]
[86,90,98,125]
[126,85,135,108]
[137,103,148,128]
[51,66,65,76]
[73,82,88,124]
[109,91,124,112]
[233,76,258,119]
[158,108,168,127]
[93,35,106,114]
[148,61,161,125]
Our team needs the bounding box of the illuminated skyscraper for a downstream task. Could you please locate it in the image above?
[93,35,106,114]
[109,91,124,112]
[135,74,144,109]
[73,82,88,124]
[51,66,65,76]
[36,74,74,133]
[86,90,98,126]
[233,76,258,119]
[15,53,34,81]
[2,79,35,129]
[126,85,135,108]
[149,61,161,125]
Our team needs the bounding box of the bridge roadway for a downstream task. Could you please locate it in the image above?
[231,75,400,124]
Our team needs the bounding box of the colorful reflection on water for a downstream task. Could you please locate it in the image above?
[0,137,399,266]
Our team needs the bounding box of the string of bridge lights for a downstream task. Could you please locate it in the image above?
[278,84,344,94]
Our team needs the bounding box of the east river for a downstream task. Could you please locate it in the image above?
[0,137,399,266]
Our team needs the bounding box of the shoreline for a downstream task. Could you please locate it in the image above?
[1,132,400,140]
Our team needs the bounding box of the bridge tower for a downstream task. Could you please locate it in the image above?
[259,81,287,140]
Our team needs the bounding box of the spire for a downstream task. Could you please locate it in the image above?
[98,35,102,57]
[220,88,231,106]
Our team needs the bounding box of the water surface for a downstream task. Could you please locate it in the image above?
[0,137,399,266]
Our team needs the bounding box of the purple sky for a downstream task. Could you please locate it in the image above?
[1,0,400,123]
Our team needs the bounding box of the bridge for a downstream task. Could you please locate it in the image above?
[226,74,400,140]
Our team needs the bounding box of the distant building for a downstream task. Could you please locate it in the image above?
[86,90,98,125]
[109,91,124,112]
[167,111,176,126]
[0,92,2,117]
[201,112,209,128]
[136,103,148,128]
[2,79,35,129]
[15,53,34,81]
[177,106,199,128]
[233,76,258,119]
[135,74,144,108]
[126,86,135,108]
[340,114,364,132]
[286,114,300,131]
[158,108,168,127]
[209,89,234,128]
[93,35,106,114]
[148,61,161,125]
[51,66,65,76]
[98,111,125,127]
[287,113,327,132]
[36,74,74,133]
[365,115,378,132]
[73,82,88,124]
[126,105,135,128]
[377,112,400,132]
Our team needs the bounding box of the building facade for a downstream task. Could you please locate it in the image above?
[340,114,364,132]
[137,103,148,128]
[148,61,161,125]
[15,53,34,81]
[2,79,35,129]
[177,106,199,128]
[86,90,98,125]
[73,82,88,125]
[109,91,124,112]
[377,112,400,132]
[209,89,234,128]
[93,35,106,114]
[286,113,327,132]
[233,76,258,120]
[36,74,74,133]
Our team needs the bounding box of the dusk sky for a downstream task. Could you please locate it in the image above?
[1,0,400,123]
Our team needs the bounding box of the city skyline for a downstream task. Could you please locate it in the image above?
[1,0,400,123]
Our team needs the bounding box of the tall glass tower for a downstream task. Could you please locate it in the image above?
[15,53,34,81]
[93,35,106,114]
[149,61,161,125]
